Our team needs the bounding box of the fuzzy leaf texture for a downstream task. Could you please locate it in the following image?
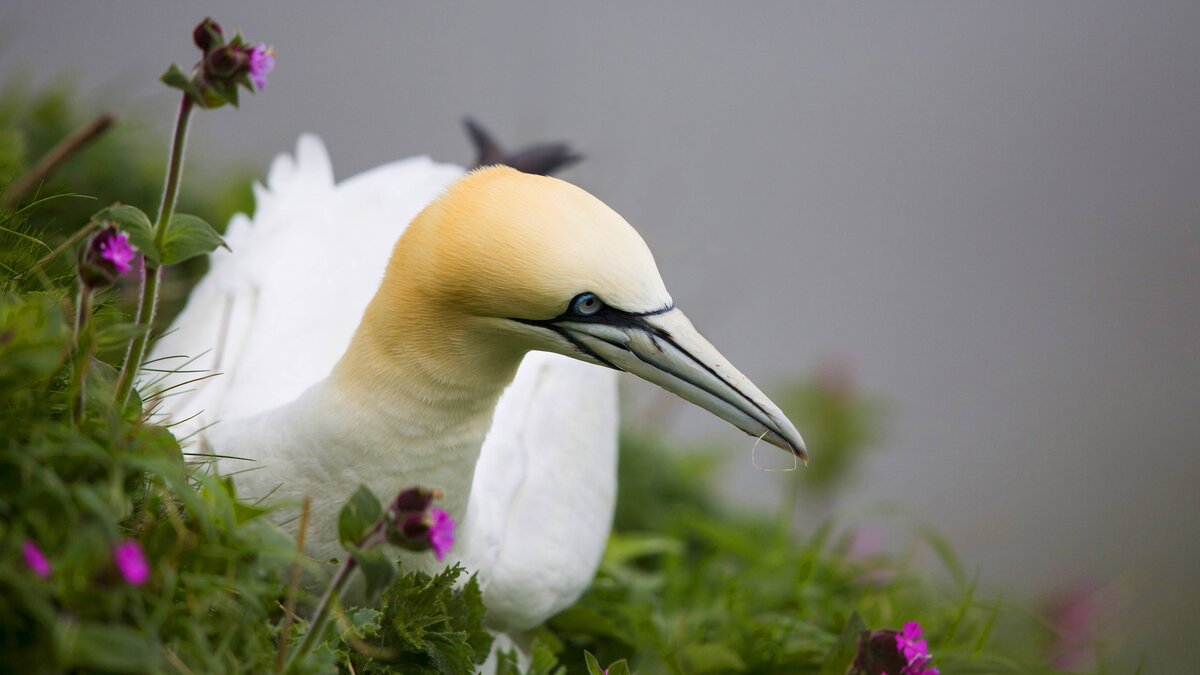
[160,213,227,265]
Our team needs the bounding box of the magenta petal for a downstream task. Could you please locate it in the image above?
[113,540,150,585]
[96,229,135,274]
[22,540,51,578]
[248,44,275,89]
[427,508,456,561]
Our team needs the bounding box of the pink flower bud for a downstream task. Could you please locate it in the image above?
[192,18,223,52]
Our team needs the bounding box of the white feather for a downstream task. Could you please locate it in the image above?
[148,135,617,632]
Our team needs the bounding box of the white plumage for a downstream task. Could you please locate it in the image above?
[150,135,618,630]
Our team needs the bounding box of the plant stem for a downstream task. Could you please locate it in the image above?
[114,95,193,406]
[70,285,94,425]
[276,497,313,674]
[285,518,392,672]
[285,554,358,673]
[15,222,97,283]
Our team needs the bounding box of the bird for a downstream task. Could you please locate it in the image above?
[147,125,806,635]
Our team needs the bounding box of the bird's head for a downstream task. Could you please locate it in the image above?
[375,166,806,459]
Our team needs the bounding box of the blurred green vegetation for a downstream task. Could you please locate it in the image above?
[0,75,255,326]
[0,79,1102,673]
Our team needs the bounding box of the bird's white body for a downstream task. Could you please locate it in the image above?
[150,136,617,630]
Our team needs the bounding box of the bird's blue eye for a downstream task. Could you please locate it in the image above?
[571,293,603,317]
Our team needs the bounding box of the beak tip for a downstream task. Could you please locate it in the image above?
[793,443,810,466]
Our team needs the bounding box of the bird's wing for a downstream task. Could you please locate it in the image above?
[147,135,464,440]
[459,351,619,632]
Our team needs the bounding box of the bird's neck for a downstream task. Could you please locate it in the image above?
[318,277,525,518]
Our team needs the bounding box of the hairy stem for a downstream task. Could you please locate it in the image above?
[114,95,194,405]
[70,285,94,425]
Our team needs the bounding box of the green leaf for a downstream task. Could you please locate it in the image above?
[348,607,382,639]
[93,204,156,262]
[583,651,606,675]
[349,545,397,601]
[160,213,227,266]
[606,660,633,675]
[445,573,493,664]
[338,484,383,547]
[55,621,161,672]
[160,62,203,103]
[527,637,565,675]
[94,321,149,350]
[818,612,867,675]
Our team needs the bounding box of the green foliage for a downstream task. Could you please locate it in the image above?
[0,292,296,673]
[529,428,1079,675]
[337,565,495,674]
[0,76,254,321]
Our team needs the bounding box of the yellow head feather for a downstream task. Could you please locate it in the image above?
[340,166,671,389]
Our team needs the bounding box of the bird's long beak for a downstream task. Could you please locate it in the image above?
[553,308,807,461]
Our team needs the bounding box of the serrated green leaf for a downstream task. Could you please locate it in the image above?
[338,484,383,548]
[349,607,382,639]
[818,612,867,675]
[349,545,397,601]
[445,573,493,664]
[93,204,156,262]
[520,636,564,675]
[160,213,227,266]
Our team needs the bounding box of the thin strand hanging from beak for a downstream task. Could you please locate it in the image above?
[750,431,799,472]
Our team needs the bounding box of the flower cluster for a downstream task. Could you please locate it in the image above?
[852,621,938,675]
[161,17,274,109]
[385,487,456,560]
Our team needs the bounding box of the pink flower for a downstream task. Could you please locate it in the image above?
[112,540,150,585]
[248,43,275,90]
[895,622,937,674]
[428,508,455,561]
[1043,583,1102,671]
[853,621,938,675]
[22,540,50,578]
[96,228,135,274]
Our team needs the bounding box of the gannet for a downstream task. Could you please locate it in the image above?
[149,134,805,632]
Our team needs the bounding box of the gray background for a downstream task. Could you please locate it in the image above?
[5,1,1198,668]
